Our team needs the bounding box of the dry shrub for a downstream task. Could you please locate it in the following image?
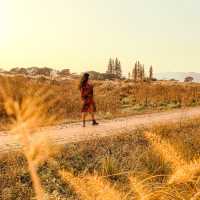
[100,155,118,176]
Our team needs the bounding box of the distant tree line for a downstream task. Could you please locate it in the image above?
[87,58,156,81]
[105,58,155,81]
[184,76,194,82]
[86,71,119,80]
[106,58,122,78]
[9,67,70,77]
[131,61,155,81]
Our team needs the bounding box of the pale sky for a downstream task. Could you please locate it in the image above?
[0,0,200,75]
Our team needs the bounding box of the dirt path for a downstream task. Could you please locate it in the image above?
[1,107,200,153]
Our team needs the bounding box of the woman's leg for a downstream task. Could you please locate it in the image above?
[91,112,95,121]
[91,112,99,125]
[82,112,87,127]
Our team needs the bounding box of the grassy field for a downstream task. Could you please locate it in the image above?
[0,75,200,129]
[1,76,200,199]
[1,117,200,199]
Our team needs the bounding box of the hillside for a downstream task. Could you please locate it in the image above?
[156,72,200,82]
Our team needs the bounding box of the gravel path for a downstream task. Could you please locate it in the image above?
[1,107,200,153]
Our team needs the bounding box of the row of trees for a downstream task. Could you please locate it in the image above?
[130,61,154,81]
[106,58,122,78]
[106,58,154,81]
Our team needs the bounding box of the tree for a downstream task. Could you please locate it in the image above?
[107,58,114,74]
[137,61,141,81]
[139,64,145,81]
[149,66,153,80]
[132,61,145,81]
[184,76,194,82]
[115,58,122,78]
[132,62,138,81]
[128,72,131,79]
[106,57,122,79]
[60,69,70,76]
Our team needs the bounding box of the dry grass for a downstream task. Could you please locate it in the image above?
[59,170,125,200]
[1,76,200,199]
[0,75,200,128]
[2,118,200,199]
[0,76,60,199]
[144,131,186,170]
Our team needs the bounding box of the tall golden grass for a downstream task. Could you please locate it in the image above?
[1,76,200,199]
[144,131,186,170]
[2,118,200,199]
[0,77,59,199]
[57,122,200,200]
[59,170,125,200]
[0,75,200,128]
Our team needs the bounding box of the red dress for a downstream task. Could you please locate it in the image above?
[81,83,96,113]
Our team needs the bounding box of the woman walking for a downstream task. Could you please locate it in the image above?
[79,73,99,127]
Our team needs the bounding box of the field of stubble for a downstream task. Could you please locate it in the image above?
[1,75,200,199]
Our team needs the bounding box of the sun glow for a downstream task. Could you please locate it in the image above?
[0,0,200,73]
[0,1,11,45]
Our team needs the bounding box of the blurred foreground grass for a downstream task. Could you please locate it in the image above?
[1,117,200,199]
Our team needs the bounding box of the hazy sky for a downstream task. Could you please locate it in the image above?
[0,0,200,75]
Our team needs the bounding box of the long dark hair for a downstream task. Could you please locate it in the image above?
[79,73,89,90]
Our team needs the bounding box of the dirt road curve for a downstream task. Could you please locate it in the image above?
[1,107,200,153]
